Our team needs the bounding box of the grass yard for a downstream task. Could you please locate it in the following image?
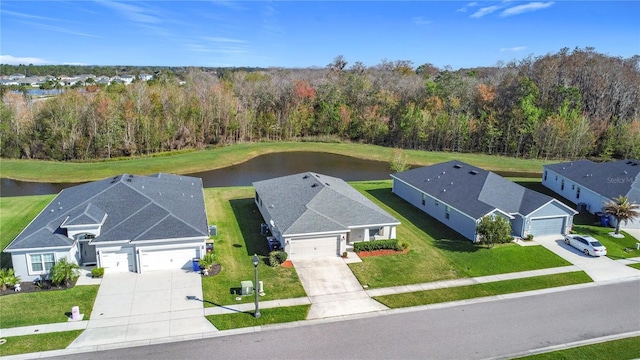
[0,194,55,267]
[201,187,306,307]
[348,181,571,288]
[0,330,83,357]
[206,305,310,330]
[0,285,99,328]
[515,336,640,360]
[627,263,640,270]
[0,142,549,183]
[374,271,592,308]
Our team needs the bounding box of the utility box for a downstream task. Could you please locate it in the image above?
[71,306,81,321]
[209,225,217,236]
[240,280,254,295]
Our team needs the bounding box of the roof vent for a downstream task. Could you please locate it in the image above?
[126,178,132,182]
[442,189,446,192]
[450,181,454,185]
[128,174,133,178]
[626,161,633,164]
[303,175,309,179]
[562,167,565,170]
[315,174,320,178]
[424,178,430,182]
[453,164,462,169]
[311,183,318,188]
[624,170,628,174]
[442,171,446,174]
[633,163,638,166]
[325,183,330,186]
[469,170,478,175]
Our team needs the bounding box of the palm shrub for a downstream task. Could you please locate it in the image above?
[268,251,288,267]
[0,268,21,291]
[50,258,80,287]
[199,252,216,270]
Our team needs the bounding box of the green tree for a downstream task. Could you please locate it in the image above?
[50,257,80,287]
[603,196,640,236]
[476,215,512,248]
[390,148,410,173]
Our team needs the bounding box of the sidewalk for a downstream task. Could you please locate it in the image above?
[0,264,584,338]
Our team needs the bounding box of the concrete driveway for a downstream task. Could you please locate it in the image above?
[535,235,640,282]
[293,257,387,319]
[68,270,216,348]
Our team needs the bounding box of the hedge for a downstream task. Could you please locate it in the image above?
[354,239,402,252]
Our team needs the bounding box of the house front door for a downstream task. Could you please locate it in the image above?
[80,241,97,265]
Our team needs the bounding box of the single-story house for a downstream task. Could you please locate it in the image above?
[542,159,640,229]
[4,173,209,281]
[392,161,577,242]
[253,172,400,259]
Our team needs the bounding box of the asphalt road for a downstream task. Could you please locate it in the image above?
[53,280,640,360]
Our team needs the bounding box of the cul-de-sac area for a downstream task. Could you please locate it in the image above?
[1,144,639,359]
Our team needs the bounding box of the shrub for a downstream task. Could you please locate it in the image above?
[50,258,80,287]
[342,251,348,258]
[199,252,216,269]
[400,241,409,250]
[0,268,21,291]
[269,251,288,267]
[91,267,105,278]
[354,239,402,252]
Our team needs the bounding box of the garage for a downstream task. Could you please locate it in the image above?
[529,217,566,236]
[100,248,134,273]
[139,247,197,272]
[289,236,338,259]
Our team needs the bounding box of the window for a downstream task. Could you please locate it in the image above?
[370,227,384,238]
[445,206,451,220]
[255,192,260,205]
[561,179,565,190]
[29,253,55,273]
[544,171,547,181]
[421,193,426,206]
[435,200,439,206]
[576,187,581,199]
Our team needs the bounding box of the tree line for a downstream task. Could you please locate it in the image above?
[1,47,638,161]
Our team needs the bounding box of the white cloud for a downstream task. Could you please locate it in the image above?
[1,10,59,22]
[97,0,161,24]
[0,55,50,65]
[471,5,501,18]
[202,36,246,43]
[412,16,431,25]
[500,46,527,52]
[500,2,554,17]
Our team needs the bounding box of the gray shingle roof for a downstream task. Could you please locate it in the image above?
[544,159,640,202]
[392,161,567,219]
[253,172,399,236]
[5,173,208,251]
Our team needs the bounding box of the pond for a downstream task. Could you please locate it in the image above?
[0,152,394,197]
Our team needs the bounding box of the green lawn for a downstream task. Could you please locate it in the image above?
[0,330,83,357]
[0,194,55,267]
[348,181,571,288]
[0,142,549,183]
[201,187,306,307]
[0,285,99,328]
[374,271,592,308]
[515,336,640,360]
[206,305,310,330]
[628,263,640,270]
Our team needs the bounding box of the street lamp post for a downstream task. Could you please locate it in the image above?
[252,254,261,318]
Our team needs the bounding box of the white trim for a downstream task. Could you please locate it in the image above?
[391,176,478,221]
[481,208,515,220]
[26,252,57,276]
[131,236,208,244]
[285,230,348,238]
[528,199,578,216]
[4,245,72,253]
[348,222,400,229]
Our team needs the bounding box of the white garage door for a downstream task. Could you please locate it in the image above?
[529,217,566,236]
[140,248,197,272]
[289,236,338,259]
[101,248,134,273]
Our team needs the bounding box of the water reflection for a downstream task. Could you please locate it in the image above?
[0,152,393,197]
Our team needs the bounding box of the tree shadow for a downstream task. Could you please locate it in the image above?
[365,188,479,253]
[229,198,271,257]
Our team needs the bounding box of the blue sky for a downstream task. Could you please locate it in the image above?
[1,1,638,69]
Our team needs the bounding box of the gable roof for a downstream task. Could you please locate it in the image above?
[544,159,640,202]
[253,172,399,236]
[5,173,208,251]
[392,161,575,219]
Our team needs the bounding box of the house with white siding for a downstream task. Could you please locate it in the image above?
[392,161,577,242]
[542,159,640,229]
[254,172,400,259]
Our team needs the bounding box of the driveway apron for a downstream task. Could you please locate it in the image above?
[534,235,640,282]
[293,257,387,319]
[68,270,216,348]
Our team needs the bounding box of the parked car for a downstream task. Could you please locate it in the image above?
[564,234,607,257]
